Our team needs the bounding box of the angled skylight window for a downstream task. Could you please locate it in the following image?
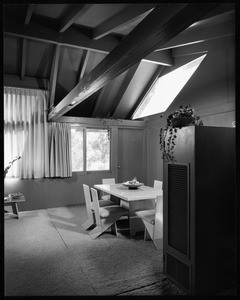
[132,54,207,119]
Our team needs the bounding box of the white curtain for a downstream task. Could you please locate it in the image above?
[4,87,49,178]
[4,87,73,179]
[49,123,72,177]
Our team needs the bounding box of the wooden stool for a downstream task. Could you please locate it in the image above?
[4,195,25,219]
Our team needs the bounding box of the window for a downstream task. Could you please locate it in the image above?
[132,54,207,119]
[86,129,110,171]
[71,127,84,172]
[71,127,110,172]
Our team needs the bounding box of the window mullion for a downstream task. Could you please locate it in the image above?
[83,127,87,173]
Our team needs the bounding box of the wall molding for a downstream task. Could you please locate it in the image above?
[57,116,146,128]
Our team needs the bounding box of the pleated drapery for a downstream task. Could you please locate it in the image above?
[4,87,72,178]
[48,123,72,178]
[4,87,50,178]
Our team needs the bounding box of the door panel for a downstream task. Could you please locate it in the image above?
[118,128,145,183]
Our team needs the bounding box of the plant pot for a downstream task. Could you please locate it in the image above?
[170,116,195,128]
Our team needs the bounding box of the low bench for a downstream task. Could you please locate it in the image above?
[4,195,25,219]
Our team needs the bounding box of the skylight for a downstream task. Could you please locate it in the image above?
[132,54,207,120]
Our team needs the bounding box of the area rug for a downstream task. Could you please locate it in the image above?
[4,205,185,296]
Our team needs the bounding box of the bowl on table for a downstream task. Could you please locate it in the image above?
[122,181,143,189]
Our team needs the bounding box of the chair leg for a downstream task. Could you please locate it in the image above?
[81,218,94,230]
[143,220,154,241]
[89,226,104,239]
[110,223,118,236]
[89,217,124,239]
[144,227,151,241]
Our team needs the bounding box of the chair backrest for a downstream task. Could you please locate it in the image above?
[102,178,115,185]
[90,188,102,226]
[153,180,163,189]
[153,195,163,239]
[83,184,93,220]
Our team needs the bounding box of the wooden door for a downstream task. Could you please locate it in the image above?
[117,128,145,183]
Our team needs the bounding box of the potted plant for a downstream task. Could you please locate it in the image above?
[159,105,203,163]
[4,156,21,178]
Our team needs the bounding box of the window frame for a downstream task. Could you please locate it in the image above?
[71,125,112,174]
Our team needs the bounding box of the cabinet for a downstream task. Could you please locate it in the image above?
[163,126,236,295]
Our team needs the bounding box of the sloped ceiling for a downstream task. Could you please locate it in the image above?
[3,3,235,121]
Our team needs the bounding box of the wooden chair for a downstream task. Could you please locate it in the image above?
[135,195,163,250]
[101,178,115,201]
[153,180,163,189]
[89,188,129,239]
[81,184,114,230]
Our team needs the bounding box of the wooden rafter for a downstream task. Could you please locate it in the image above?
[92,62,141,117]
[4,18,173,65]
[21,39,27,80]
[155,18,234,52]
[25,4,34,25]
[109,63,141,118]
[58,4,91,33]
[78,50,90,82]
[4,18,119,53]
[172,35,234,57]
[193,3,234,23]
[49,44,60,111]
[92,4,155,40]
[48,3,219,121]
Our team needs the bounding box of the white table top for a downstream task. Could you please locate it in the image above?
[94,183,162,202]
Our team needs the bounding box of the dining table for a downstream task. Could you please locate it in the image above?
[94,183,163,236]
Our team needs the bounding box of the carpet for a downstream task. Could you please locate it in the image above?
[4,205,185,296]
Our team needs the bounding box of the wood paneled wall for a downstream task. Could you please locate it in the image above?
[146,47,235,186]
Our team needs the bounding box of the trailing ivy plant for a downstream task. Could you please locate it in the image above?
[159,105,203,163]
[97,113,123,140]
[159,126,178,163]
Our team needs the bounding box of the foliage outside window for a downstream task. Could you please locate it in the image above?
[71,127,84,172]
[71,127,110,172]
[86,129,110,171]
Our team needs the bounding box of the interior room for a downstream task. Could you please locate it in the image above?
[3,2,237,296]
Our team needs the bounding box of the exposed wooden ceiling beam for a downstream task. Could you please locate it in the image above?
[4,18,172,65]
[128,65,165,120]
[92,63,141,118]
[48,3,219,121]
[172,35,234,57]
[21,39,27,80]
[4,19,119,53]
[25,4,34,25]
[78,50,90,82]
[92,4,155,40]
[155,16,234,51]
[49,44,60,110]
[195,3,234,21]
[58,4,91,33]
[109,63,141,118]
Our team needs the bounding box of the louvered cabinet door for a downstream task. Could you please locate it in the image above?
[164,162,191,293]
[167,163,190,257]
